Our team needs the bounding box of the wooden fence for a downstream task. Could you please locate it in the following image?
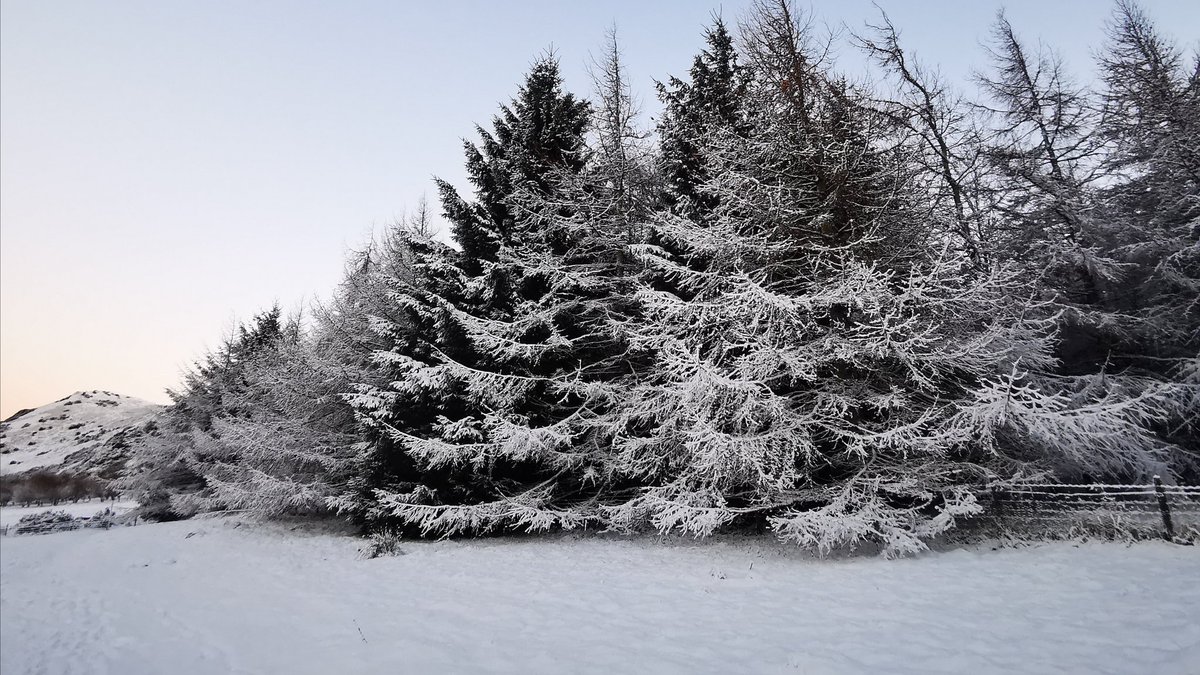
[975,477,1200,541]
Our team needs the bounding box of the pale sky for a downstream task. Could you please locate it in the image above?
[2,0,1196,418]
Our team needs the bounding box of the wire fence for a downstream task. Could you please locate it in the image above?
[3,481,1197,541]
[973,477,1200,541]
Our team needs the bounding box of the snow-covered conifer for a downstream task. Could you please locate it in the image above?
[348,54,645,534]
[600,1,1172,555]
[656,16,748,221]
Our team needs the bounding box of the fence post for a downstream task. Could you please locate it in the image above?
[1153,476,1175,541]
[991,487,1005,531]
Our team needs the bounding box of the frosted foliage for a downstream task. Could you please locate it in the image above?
[605,489,738,537]
[351,34,1182,551]
[612,235,1047,554]
[179,339,360,519]
[594,33,1180,554]
[949,365,1169,478]
[446,305,573,365]
[373,485,591,536]
[125,5,1196,556]
[347,72,649,534]
[189,417,356,517]
[771,484,983,558]
[371,411,590,473]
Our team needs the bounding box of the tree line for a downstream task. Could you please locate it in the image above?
[1,471,117,507]
[125,0,1198,555]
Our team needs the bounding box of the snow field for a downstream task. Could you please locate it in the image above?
[1,521,1197,674]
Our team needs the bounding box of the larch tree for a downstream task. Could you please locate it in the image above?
[124,305,289,519]
[855,9,989,265]
[1092,0,1200,470]
[602,0,1169,556]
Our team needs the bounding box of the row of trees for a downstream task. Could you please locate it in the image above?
[1,471,116,507]
[128,0,1197,555]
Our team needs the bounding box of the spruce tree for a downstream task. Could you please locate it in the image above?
[350,55,648,534]
[434,55,591,276]
[656,17,747,221]
[338,225,472,527]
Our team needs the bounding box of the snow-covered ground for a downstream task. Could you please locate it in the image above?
[0,499,138,528]
[1,522,1196,674]
[0,390,161,475]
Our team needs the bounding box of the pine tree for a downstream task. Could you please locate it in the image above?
[434,55,591,276]
[656,17,747,221]
[346,55,644,534]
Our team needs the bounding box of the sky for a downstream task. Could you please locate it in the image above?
[2,0,1197,418]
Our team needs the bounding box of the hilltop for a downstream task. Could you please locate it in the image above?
[0,391,162,476]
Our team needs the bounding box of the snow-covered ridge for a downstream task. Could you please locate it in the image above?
[0,391,162,475]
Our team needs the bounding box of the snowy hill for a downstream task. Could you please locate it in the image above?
[0,391,162,476]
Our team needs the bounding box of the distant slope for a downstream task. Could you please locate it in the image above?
[0,391,162,476]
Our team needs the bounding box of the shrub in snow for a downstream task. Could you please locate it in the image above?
[361,529,406,558]
[85,508,117,530]
[14,510,82,535]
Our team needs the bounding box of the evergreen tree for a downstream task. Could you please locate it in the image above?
[347,55,641,534]
[336,224,471,526]
[434,55,591,275]
[656,17,747,221]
